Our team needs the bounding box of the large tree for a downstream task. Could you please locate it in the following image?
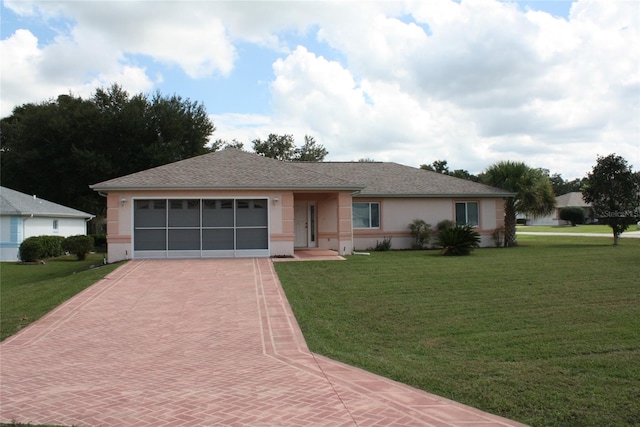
[582,154,640,245]
[252,133,327,161]
[1,84,214,216]
[481,161,556,247]
[420,159,480,182]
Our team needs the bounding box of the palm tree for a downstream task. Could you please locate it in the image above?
[482,161,556,247]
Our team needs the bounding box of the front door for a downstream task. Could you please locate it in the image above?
[294,201,317,248]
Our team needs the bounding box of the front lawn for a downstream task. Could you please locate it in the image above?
[275,235,640,427]
[0,254,124,341]
[517,224,622,233]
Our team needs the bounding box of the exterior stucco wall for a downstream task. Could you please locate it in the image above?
[353,197,506,251]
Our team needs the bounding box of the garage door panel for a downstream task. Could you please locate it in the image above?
[134,229,166,250]
[134,200,166,227]
[202,229,234,250]
[169,199,200,227]
[236,228,268,250]
[168,229,200,250]
[133,198,269,258]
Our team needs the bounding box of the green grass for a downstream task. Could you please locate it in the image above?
[517,224,626,233]
[0,253,124,341]
[275,235,640,427]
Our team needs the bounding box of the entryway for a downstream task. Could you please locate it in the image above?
[293,200,317,248]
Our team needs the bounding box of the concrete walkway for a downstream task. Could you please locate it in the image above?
[0,259,526,427]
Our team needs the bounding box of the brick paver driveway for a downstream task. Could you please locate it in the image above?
[1,259,526,426]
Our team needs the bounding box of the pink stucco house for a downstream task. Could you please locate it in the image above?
[91,149,512,261]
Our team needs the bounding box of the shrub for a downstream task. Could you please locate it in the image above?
[436,225,481,256]
[19,237,44,262]
[63,235,94,261]
[559,206,586,226]
[408,219,431,249]
[492,226,505,248]
[18,235,66,261]
[374,236,392,251]
[436,219,455,233]
[39,235,66,258]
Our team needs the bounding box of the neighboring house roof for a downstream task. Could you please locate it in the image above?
[91,148,514,197]
[556,192,590,208]
[0,186,94,218]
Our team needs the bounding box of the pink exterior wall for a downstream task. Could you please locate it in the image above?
[103,189,505,260]
[353,197,506,250]
[103,189,355,261]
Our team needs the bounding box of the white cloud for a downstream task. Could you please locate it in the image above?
[2,0,638,179]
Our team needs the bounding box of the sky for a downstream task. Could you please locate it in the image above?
[1,0,638,180]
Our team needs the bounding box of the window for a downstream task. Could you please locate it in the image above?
[353,202,380,228]
[53,219,59,232]
[455,202,479,227]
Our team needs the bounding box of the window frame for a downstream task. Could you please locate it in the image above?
[352,202,380,229]
[455,201,479,227]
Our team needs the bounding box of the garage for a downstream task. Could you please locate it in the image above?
[133,198,269,259]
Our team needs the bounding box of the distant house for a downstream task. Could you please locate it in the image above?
[0,187,94,261]
[521,192,593,226]
[90,149,514,262]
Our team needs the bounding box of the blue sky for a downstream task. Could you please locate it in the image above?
[2,0,638,179]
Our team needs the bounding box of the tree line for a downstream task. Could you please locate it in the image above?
[0,84,327,220]
[1,84,637,244]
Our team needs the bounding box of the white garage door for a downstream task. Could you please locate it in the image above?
[133,198,269,259]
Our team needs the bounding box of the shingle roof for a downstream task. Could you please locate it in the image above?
[556,192,590,208]
[0,187,94,218]
[295,161,513,197]
[90,149,362,191]
[90,148,513,197]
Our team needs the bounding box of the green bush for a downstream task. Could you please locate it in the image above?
[18,235,66,261]
[374,236,392,251]
[436,225,481,256]
[436,219,455,233]
[408,219,431,249]
[559,206,586,226]
[39,235,66,258]
[19,237,44,262]
[492,226,505,248]
[63,235,94,261]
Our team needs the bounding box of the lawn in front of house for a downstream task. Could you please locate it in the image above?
[517,224,632,233]
[275,235,640,427]
[0,253,124,341]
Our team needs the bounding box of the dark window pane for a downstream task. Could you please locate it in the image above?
[202,229,234,250]
[236,199,268,227]
[168,229,200,250]
[134,229,166,250]
[169,199,200,227]
[237,228,268,249]
[455,202,467,226]
[370,203,380,228]
[467,202,479,227]
[135,200,166,227]
[203,199,234,227]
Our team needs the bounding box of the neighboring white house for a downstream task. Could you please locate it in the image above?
[521,192,593,226]
[0,187,94,261]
